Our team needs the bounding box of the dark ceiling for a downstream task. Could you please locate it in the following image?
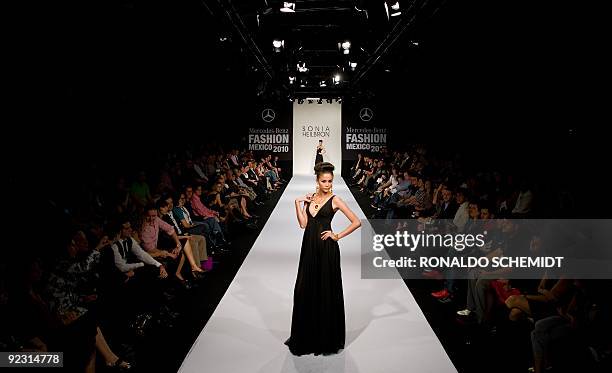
[16,0,606,136]
[198,0,606,115]
[207,0,451,99]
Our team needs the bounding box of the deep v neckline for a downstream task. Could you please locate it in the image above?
[308,194,334,218]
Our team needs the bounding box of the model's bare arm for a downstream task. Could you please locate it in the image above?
[332,196,361,239]
[295,194,313,229]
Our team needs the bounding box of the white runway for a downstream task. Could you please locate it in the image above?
[178,175,457,373]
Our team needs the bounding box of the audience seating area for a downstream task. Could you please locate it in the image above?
[1,144,287,372]
[347,145,611,373]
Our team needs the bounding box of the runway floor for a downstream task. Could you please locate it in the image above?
[178,175,457,373]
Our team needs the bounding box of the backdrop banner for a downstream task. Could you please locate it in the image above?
[248,103,292,161]
[293,101,342,175]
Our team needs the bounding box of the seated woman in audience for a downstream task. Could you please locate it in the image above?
[207,179,257,227]
[232,168,259,202]
[372,168,403,208]
[164,194,212,249]
[252,161,277,191]
[176,190,230,251]
[360,160,384,193]
[157,200,207,282]
[240,163,268,199]
[224,171,258,219]
[205,182,233,221]
[265,154,285,182]
[275,155,285,179]
[495,235,571,323]
[261,156,284,186]
[350,153,363,180]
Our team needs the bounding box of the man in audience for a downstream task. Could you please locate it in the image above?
[186,186,230,249]
[109,218,176,330]
[240,162,268,199]
[111,220,167,277]
[452,189,470,233]
[140,204,182,260]
[229,149,240,167]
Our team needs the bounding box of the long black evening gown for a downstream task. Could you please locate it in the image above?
[315,147,324,165]
[285,195,345,356]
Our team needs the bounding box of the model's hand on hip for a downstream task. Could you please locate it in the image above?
[321,230,339,241]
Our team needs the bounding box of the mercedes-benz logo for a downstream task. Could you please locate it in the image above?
[261,108,276,123]
[359,107,373,122]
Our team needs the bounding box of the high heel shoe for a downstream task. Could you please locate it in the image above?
[191,270,206,280]
[106,357,132,371]
[175,275,192,290]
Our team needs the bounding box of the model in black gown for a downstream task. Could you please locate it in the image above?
[285,194,345,356]
[286,162,361,356]
[315,140,326,167]
[315,146,324,165]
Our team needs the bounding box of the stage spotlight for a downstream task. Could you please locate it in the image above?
[261,5,273,16]
[280,2,295,13]
[273,39,284,52]
[385,1,402,18]
[349,61,357,71]
[320,80,327,87]
[333,74,341,85]
[289,75,296,84]
[297,62,308,72]
[354,0,367,12]
[340,41,351,55]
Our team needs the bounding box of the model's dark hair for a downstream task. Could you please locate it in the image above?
[314,162,335,179]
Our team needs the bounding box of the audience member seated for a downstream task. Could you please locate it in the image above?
[140,204,182,261]
[186,186,230,250]
[45,232,132,371]
[156,199,207,285]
